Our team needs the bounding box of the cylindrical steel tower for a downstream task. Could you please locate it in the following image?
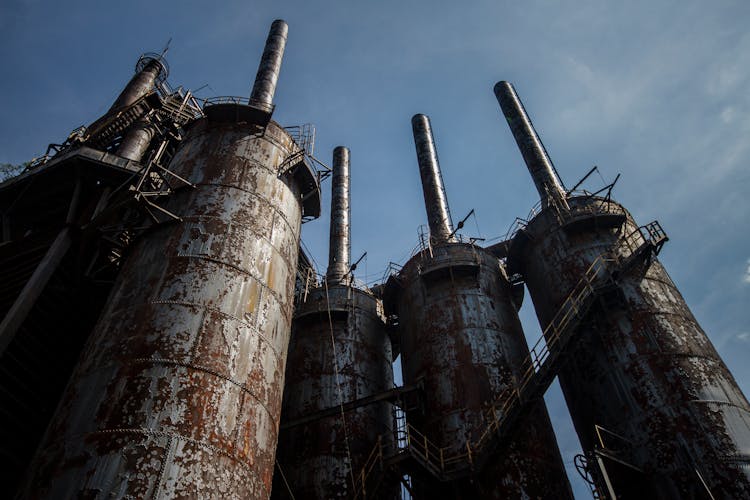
[117,118,156,162]
[19,20,321,499]
[411,114,455,245]
[494,81,567,209]
[109,54,166,113]
[496,81,750,498]
[251,19,288,107]
[386,114,572,498]
[275,147,395,499]
[326,146,351,284]
[81,53,166,153]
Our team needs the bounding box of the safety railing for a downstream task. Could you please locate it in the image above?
[520,256,611,380]
[613,221,669,277]
[294,266,318,304]
[412,225,484,259]
[474,254,615,456]
[294,269,380,306]
[347,276,375,295]
[353,219,668,495]
[159,89,204,124]
[595,424,634,454]
[623,221,667,253]
[400,424,444,470]
[575,453,607,500]
[568,196,627,220]
[354,252,612,492]
[379,262,404,288]
[277,149,307,178]
[128,133,196,224]
[351,435,384,499]
[501,216,531,244]
[284,124,316,157]
[493,194,630,250]
[201,95,275,114]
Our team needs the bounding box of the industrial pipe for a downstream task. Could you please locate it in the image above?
[117,119,155,162]
[493,81,569,209]
[250,19,288,106]
[109,57,164,113]
[326,146,350,284]
[411,114,455,245]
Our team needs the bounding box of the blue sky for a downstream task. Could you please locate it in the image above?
[2,1,749,497]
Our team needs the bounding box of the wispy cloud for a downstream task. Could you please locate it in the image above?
[744,259,750,284]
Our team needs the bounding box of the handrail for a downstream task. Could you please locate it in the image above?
[354,220,668,495]
[284,124,316,157]
[159,91,204,123]
[351,436,383,499]
[201,95,275,114]
[492,195,631,249]
[353,252,614,495]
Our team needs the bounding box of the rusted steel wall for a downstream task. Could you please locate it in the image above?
[19,115,311,499]
[275,285,395,499]
[514,195,750,498]
[392,243,573,498]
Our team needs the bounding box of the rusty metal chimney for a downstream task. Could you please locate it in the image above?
[250,19,288,106]
[109,56,165,113]
[411,114,455,245]
[493,81,569,210]
[326,146,351,284]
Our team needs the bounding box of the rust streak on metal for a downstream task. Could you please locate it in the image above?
[387,243,573,498]
[275,147,395,499]
[19,111,315,498]
[510,194,750,498]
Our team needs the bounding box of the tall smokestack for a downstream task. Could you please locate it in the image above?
[250,19,288,106]
[326,146,351,284]
[411,114,455,245]
[493,81,569,209]
[109,56,165,113]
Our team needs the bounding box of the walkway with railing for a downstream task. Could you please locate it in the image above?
[352,220,668,498]
[201,95,274,114]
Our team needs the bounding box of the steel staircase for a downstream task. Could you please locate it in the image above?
[158,90,203,125]
[352,221,668,499]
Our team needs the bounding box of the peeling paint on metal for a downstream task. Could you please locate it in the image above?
[275,285,395,499]
[515,195,750,498]
[19,117,310,499]
[391,243,573,498]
